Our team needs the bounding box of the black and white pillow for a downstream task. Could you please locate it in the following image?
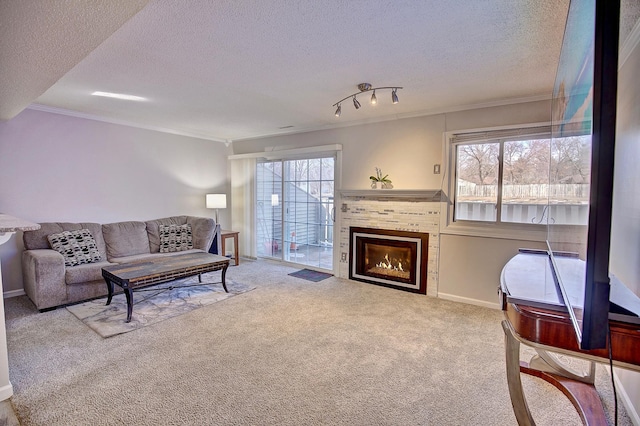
[159,224,193,253]
[47,229,102,267]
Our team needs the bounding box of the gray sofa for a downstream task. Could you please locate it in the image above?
[22,215,221,311]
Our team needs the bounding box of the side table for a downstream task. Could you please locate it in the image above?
[221,230,239,265]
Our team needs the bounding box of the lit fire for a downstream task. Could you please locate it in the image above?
[376,254,404,272]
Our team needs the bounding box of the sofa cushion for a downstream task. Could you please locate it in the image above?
[47,229,102,267]
[146,216,188,253]
[159,224,193,252]
[24,222,106,258]
[65,261,114,285]
[102,221,150,259]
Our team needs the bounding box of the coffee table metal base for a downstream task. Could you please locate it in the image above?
[102,252,230,323]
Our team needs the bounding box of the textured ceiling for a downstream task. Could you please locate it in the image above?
[6,0,635,143]
[0,0,149,121]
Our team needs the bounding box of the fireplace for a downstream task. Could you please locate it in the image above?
[349,227,428,294]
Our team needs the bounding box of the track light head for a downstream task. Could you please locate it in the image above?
[392,88,399,104]
[353,96,361,109]
[371,90,377,105]
[335,104,341,117]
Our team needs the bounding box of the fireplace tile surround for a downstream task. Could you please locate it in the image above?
[338,192,440,297]
[350,227,429,293]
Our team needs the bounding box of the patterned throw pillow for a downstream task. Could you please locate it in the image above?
[159,224,193,253]
[47,229,102,267]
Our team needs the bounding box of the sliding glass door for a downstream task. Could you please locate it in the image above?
[256,156,334,270]
[256,161,283,259]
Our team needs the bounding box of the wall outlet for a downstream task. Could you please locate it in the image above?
[433,164,441,174]
[341,252,347,262]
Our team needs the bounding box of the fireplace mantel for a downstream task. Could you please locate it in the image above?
[339,189,442,202]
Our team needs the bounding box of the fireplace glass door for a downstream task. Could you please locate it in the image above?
[362,241,413,284]
[349,227,428,294]
[256,156,334,270]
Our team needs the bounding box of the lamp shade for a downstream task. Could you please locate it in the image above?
[206,194,227,209]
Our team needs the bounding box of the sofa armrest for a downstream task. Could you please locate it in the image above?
[186,216,217,251]
[22,249,67,310]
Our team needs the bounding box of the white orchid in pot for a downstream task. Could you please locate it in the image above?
[370,167,393,189]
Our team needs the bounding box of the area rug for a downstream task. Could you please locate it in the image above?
[66,275,255,338]
[288,268,333,282]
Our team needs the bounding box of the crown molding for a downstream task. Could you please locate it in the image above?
[26,104,228,144]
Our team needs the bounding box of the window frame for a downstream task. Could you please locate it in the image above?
[442,124,555,241]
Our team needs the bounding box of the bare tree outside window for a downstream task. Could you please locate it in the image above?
[550,136,591,185]
[454,134,591,225]
[455,143,499,222]
[457,143,499,185]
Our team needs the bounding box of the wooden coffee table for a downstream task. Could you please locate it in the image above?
[102,251,230,322]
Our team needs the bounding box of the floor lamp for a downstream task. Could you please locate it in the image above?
[206,194,226,255]
[206,193,226,225]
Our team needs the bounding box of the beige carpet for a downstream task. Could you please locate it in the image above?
[4,259,632,425]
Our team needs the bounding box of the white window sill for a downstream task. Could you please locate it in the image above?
[440,221,548,242]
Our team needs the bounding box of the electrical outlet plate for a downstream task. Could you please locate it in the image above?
[433,164,441,174]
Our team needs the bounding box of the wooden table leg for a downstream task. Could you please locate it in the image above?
[221,232,239,265]
[519,363,607,425]
[502,320,609,426]
[233,234,239,265]
[502,320,536,426]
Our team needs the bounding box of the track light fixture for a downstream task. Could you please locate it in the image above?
[333,83,402,117]
[353,96,361,109]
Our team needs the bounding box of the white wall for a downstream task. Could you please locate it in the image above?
[438,235,547,307]
[233,113,446,190]
[609,25,640,424]
[0,109,230,293]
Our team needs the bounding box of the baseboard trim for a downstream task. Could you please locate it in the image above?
[0,383,13,402]
[3,289,25,299]
[437,293,501,310]
[613,369,640,426]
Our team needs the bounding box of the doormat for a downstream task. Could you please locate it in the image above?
[66,274,254,338]
[288,268,333,282]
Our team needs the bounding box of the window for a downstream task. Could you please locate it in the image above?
[451,126,591,226]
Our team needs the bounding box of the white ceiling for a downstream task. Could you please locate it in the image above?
[3,0,637,143]
[0,0,149,121]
